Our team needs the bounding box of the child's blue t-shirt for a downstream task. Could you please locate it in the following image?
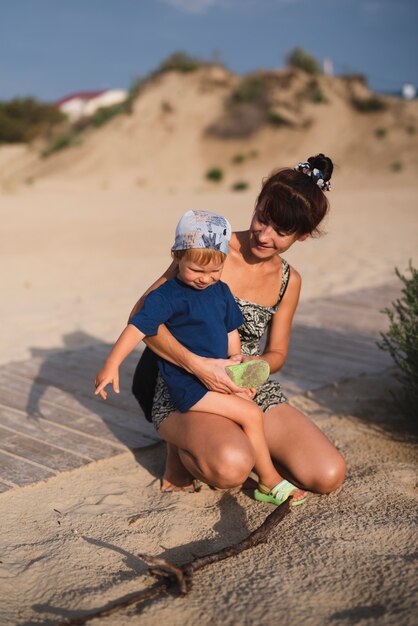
[129,277,244,412]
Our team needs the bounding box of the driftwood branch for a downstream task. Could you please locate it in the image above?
[58,499,291,625]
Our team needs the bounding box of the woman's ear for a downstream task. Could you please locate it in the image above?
[297,233,309,242]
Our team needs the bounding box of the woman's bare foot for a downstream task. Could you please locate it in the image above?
[161,443,198,492]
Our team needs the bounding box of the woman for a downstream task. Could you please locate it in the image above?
[130,154,346,495]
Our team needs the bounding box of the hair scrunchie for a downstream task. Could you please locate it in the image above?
[294,161,331,192]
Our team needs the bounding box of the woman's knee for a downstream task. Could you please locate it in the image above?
[312,453,346,494]
[206,442,256,489]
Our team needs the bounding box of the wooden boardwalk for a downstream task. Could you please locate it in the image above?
[0,282,399,493]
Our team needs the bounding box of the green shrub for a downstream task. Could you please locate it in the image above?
[378,263,418,417]
[207,73,272,138]
[375,127,387,139]
[267,110,286,126]
[227,74,270,107]
[232,151,259,163]
[390,160,404,172]
[352,96,387,112]
[124,77,143,114]
[232,181,249,191]
[309,83,327,104]
[206,167,223,182]
[156,51,200,75]
[286,47,321,75]
[41,131,82,158]
[91,103,126,127]
[0,97,64,143]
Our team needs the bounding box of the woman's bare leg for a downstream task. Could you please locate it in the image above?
[264,403,346,494]
[161,443,196,492]
[159,410,256,489]
[191,392,305,500]
[159,403,345,494]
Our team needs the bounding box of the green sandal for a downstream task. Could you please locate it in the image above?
[225,359,270,388]
[254,480,308,507]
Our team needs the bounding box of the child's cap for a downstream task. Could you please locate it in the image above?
[172,210,232,255]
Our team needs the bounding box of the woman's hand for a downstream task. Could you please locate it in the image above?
[94,363,120,400]
[193,354,245,394]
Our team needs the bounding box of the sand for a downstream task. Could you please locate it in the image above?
[0,372,417,626]
[1,67,417,624]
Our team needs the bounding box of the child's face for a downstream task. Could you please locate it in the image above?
[177,257,225,290]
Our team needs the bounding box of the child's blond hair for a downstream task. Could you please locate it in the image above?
[172,248,226,266]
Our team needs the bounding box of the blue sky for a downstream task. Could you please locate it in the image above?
[1,0,417,101]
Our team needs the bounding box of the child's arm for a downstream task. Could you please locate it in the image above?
[95,325,145,400]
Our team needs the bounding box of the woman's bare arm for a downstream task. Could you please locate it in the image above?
[264,267,301,372]
[243,268,301,373]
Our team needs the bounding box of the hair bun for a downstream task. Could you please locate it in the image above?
[307,154,333,182]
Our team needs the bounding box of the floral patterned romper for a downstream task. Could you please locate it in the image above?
[151,259,290,430]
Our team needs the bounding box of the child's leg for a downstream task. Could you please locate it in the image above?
[191,392,282,491]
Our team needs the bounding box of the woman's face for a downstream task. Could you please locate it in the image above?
[249,204,308,258]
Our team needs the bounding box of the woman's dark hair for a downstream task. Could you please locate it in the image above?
[256,153,334,236]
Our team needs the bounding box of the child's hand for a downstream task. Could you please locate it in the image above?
[94,363,120,400]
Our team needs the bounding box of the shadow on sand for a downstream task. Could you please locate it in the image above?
[25,491,250,626]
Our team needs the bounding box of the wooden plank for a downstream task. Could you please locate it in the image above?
[4,358,150,421]
[0,366,142,421]
[0,369,159,444]
[0,426,91,472]
[0,449,54,485]
[0,400,156,451]
[283,351,369,377]
[294,302,388,335]
[0,385,154,449]
[324,282,400,308]
[287,346,387,372]
[52,344,141,372]
[286,343,390,372]
[0,406,125,461]
[287,342,384,369]
[271,375,312,395]
[289,326,382,352]
[281,350,390,390]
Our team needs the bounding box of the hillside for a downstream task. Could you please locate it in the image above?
[1,66,418,192]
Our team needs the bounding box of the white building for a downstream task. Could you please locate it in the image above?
[57,89,128,122]
[402,84,416,100]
